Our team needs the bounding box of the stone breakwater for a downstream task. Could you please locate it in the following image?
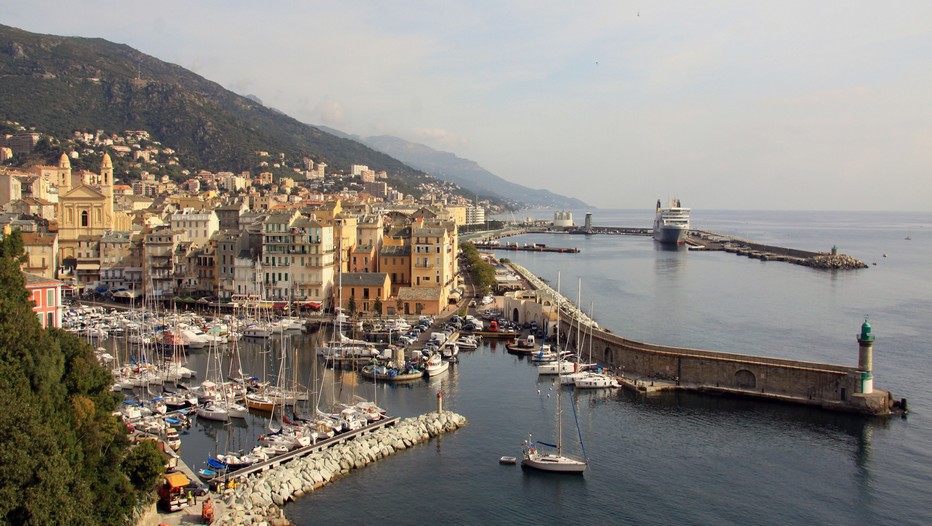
[212,411,468,526]
[805,253,868,270]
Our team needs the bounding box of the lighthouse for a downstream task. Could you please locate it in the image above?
[856,318,874,394]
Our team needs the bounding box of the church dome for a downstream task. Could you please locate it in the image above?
[101,153,113,168]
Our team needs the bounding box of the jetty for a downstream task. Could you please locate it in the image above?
[481,225,867,270]
[474,242,580,253]
[685,230,868,269]
[507,263,901,416]
[141,411,467,525]
[216,411,465,524]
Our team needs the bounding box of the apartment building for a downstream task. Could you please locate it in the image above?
[339,272,391,315]
[20,232,58,280]
[24,272,62,329]
[169,207,219,246]
[143,227,184,297]
[261,211,335,305]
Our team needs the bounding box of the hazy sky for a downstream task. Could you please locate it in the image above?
[4,1,931,211]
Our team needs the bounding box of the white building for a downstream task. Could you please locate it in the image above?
[466,205,486,225]
[169,208,219,246]
[553,211,574,228]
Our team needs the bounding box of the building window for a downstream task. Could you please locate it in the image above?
[81,210,89,227]
[47,289,54,307]
[47,312,55,328]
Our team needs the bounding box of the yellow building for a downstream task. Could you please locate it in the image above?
[332,214,358,272]
[339,272,391,315]
[21,232,58,280]
[56,153,131,268]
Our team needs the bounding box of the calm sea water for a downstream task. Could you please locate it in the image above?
[169,210,931,526]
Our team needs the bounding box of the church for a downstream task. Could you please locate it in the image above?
[56,152,131,279]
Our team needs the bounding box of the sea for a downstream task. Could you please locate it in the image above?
[166,209,931,526]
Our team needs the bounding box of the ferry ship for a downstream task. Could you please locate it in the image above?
[653,198,690,245]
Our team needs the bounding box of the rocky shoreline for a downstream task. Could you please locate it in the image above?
[208,411,468,526]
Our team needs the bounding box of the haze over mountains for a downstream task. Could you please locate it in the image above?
[0,23,585,209]
[318,127,587,209]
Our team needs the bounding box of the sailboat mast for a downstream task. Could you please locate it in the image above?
[556,272,563,456]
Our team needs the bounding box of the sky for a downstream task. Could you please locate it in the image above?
[3,1,931,211]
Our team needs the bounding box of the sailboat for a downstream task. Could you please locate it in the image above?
[522,272,588,474]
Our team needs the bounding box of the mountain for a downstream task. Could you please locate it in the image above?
[317,127,588,209]
[0,24,425,182]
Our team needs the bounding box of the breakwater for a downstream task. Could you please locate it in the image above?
[210,411,467,525]
[688,230,868,269]
[506,263,898,416]
[479,225,867,269]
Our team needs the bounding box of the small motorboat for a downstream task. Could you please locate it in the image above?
[499,456,517,465]
[197,467,220,481]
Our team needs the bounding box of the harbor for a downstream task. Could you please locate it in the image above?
[282,209,927,526]
[78,209,925,525]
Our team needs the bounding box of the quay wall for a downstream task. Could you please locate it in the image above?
[505,264,891,415]
[692,230,820,259]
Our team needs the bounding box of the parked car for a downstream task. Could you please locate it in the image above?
[184,481,209,497]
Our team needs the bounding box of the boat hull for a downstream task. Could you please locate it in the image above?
[424,361,450,377]
[522,453,587,473]
[653,225,688,245]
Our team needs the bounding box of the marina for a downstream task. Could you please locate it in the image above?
[78,209,928,525]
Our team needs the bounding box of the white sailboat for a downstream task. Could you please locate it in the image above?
[523,272,588,474]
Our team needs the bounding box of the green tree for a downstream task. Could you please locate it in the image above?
[373,297,383,318]
[0,229,142,525]
[121,440,165,492]
[347,295,357,318]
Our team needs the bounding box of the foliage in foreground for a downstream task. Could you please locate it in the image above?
[0,230,162,526]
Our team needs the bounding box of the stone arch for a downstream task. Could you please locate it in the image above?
[735,369,756,389]
[603,346,613,365]
[512,308,520,323]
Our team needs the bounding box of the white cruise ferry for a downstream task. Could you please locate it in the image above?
[653,198,690,245]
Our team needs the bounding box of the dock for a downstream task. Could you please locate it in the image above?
[225,416,400,480]
[474,243,580,253]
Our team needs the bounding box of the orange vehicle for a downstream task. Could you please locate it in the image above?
[201,497,214,524]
